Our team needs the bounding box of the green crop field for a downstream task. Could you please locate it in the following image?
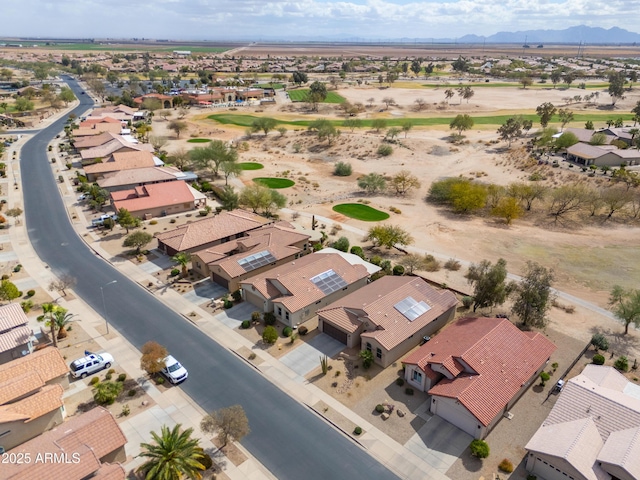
[253,178,295,189]
[287,90,346,104]
[238,162,264,170]
[209,113,635,129]
[332,204,390,222]
[187,138,211,143]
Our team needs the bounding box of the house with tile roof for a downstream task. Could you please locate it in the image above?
[566,142,640,167]
[317,276,458,368]
[0,347,69,451]
[403,317,556,439]
[3,407,127,479]
[83,150,161,182]
[97,166,197,192]
[0,303,34,365]
[77,133,155,166]
[525,365,640,480]
[240,251,370,327]
[155,209,272,256]
[192,222,310,292]
[110,180,206,219]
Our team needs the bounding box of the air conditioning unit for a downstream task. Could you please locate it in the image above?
[504,411,514,420]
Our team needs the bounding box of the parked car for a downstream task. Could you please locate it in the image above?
[161,355,188,384]
[91,214,118,227]
[70,352,114,379]
[77,194,87,201]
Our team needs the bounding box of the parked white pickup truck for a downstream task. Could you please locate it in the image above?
[91,214,118,227]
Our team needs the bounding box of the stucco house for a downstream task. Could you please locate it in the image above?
[317,276,458,368]
[403,317,556,439]
[0,347,70,450]
[110,180,206,219]
[3,407,127,479]
[77,133,154,166]
[192,222,310,291]
[0,303,34,365]
[566,143,640,167]
[240,252,370,327]
[82,150,161,182]
[97,166,197,192]
[525,365,640,480]
[155,209,272,256]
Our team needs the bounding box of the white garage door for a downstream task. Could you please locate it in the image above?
[531,457,571,480]
[433,398,479,438]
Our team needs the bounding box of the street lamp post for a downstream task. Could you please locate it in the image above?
[100,280,117,335]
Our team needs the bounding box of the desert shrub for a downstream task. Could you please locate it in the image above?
[26,289,35,297]
[117,373,127,382]
[251,311,261,322]
[369,255,382,266]
[377,144,393,156]
[89,377,100,386]
[539,371,550,385]
[590,333,609,352]
[283,326,293,337]
[359,350,374,369]
[462,296,474,309]
[170,268,180,277]
[128,389,136,397]
[350,246,364,258]
[592,354,605,365]
[231,290,242,302]
[405,387,414,395]
[149,220,158,225]
[248,352,257,360]
[423,254,441,272]
[444,258,461,271]
[241,320,251,329]
[223,299,233,309]
[392,265,405,276]
[380,260,392,274]
[353,426,363,435]
[298,325,308,335]
[108,368,115,374]
[331,382,338,387]
[333,161,353,176]
[93,380,123,406]
[13,264,22,273]
[155,376,165,385]
[395,377,405,386]
[105,373,112,381]
[470,439,490,458]
[331,236,350,252]
[498,459,514,473]
[375,404,385,413]
[263,312,276,326]
[614,356,629,372]
[263,325,278,344]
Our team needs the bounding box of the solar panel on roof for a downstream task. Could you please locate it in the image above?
[394,296,431,321]
[237,250,276,272]
[310,269,348,295]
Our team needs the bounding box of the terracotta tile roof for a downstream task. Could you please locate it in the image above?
[0,384,64,424]
[0,347,69,385]
[0,297,31,330]
[404,317,556,426]
[111,181,195,214]
[3,407,126,480]
[241,252,369,313]
[0,371,43,405]
[84,150,158,175]
[156,209,272,252]
[80,137,154,162]
[73,131,114,149]
[80,116,122,126]
[0,325,32,354]
[73,124,122,137]
[318,276,458,351]
[90,105,135,117]
[97,166,185,189]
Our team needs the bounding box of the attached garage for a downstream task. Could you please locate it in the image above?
[211,273,229,289]
[321,322,348,344]
[431,397,485,439]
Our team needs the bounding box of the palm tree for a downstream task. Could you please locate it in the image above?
[39,303,58,347]
[172,252,192,278]
[52,308,76,339]
[137,424,205,480]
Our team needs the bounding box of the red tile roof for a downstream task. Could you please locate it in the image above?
[0,384,64,424]
[111,181,195,214]
[404,317,556,426]
[0,347,68,385]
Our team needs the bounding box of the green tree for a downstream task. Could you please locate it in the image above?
[220,161,241,185]
[410,60,422,77]
[359,349,374,369]
[470,439,490,459]
[138,425,205,480]
[117,208,141,233]
[200,405,250,448]
[608,71,626,106]
[519,76,533,89]
[491,196,523,225]
[140,341,168,375]
[5,207,23,225]
[52,307,76,339]
[262,325,278,344]
[548,184,590,222]
[39,302,59,347]
[449,114,474,135]
[465,258,509,312]
[168,147,190,171]
[306,81,327,111]
[58,87,76,106]
[167,120,188,139]
[589,132,608,145]
[450,181,487,213]
[190,140,238,178]
[536,102,557,128]
[292,71,308,85]
[333,161,352,176]
[93,380,123,406]
[366,225,413,250]
[371,118,387,132]
[451,56,470,72]
[251,117,277,136]
[609,286,640,334]
[172,252,192,277]
[510,261,554,328]
[358,173,387,194]
[550,70,562,88]
[444,88,455,104]
[14,97,34,112]
[389,170,421,196]
[219,185,239,211]
[585,120,594,130]
[401,120,414,138]
[123,231,153,254]
[343,118,362,132]
[600,186,633,220]
[563,71,576,88]
[497,117,523,147]
[558,109,574,130]
[555,131,579,149]
[239,184,285,215]
[0,279,20,303]
[507,183,547,211]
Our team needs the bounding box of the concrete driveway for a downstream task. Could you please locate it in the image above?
[182,278,227,304]
[280,333,344,377]
[213,302,258,328]
[404,411,473,474]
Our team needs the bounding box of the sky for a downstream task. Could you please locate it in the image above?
[3,0,639,41]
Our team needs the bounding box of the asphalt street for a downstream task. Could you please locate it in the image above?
[19,76,400,480]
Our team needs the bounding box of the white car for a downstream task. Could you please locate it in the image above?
[161,355,188,384]
[77,194,87,201]
[70,352,114,379]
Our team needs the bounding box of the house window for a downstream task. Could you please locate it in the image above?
[412,370,422,383]
[376,348,382,359]
[285,312,289,321]
[277,307,282,317]
[366,343,371,352]
[196,262,201,268]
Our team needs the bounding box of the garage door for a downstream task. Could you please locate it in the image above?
[322,322,348,344]
[211,273,229,289]
[433,398,478,438]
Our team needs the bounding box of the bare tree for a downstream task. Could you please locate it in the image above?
[382,97,396,110]
[48,274,76,297]
[414,98,427,111]
[201,405,250,448]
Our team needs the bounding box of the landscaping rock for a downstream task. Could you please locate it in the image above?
[397,409,405,417]
[381,412,390,421]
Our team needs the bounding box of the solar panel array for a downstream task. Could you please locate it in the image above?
[310,269,348,295]
[237,250,276,272]
[394,296,431,321]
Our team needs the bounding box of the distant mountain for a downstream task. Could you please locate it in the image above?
[457,26,640,44]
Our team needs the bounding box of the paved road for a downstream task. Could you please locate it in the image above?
[20,76,400,480]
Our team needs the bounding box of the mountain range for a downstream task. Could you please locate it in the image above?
[456,26,640,44]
